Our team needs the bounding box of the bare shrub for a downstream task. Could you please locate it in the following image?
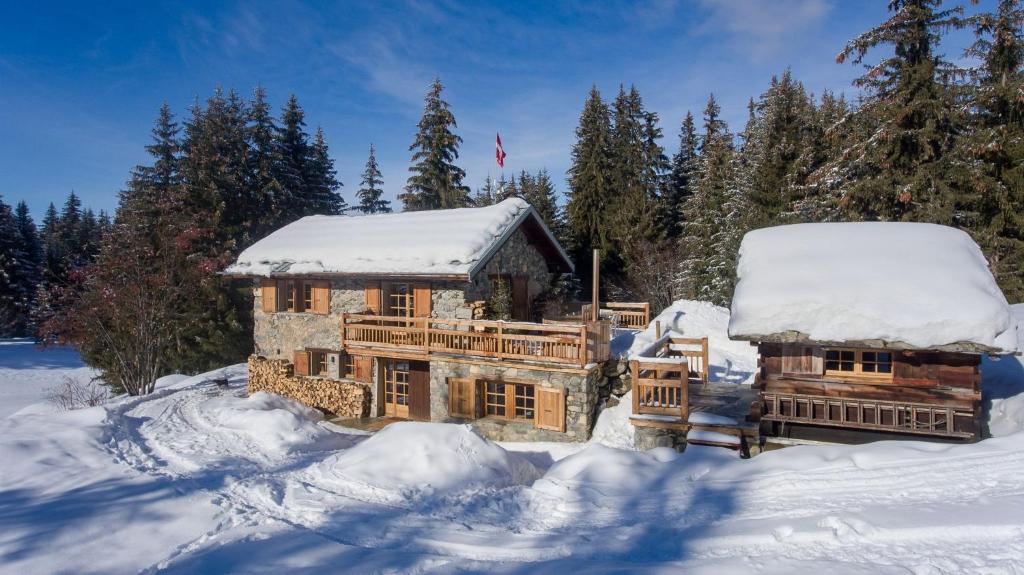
[45,376,111,411]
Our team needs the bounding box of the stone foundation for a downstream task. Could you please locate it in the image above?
[634,425,688,451]
[248,355,371,417]
[428,359,601,442]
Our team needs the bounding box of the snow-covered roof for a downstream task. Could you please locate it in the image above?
[728,222,1018,354]
[224,198,572,279]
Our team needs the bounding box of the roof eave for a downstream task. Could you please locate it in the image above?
[729,330,1018,355]
[466,205,574,281]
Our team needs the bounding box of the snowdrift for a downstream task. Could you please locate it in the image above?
[202,391,338,455]
[308,422,540,499]
[616,299,759,386]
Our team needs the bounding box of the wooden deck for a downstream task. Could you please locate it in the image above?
[581,302,651,330]
[341,314,611,367]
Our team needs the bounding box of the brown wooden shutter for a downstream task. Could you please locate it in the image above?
[261,279,277,313]
[293,350,310,376]
[312,280,331,314]
[448,378,477,419]
[365,280,381,314]
[512,276,529,321]
[413,282,432,317]
[781,344,823,375]
[353,355,373,383]
[408,362,431,421]
[535,387,565,432]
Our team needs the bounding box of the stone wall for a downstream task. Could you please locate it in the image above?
[427,359,601,442]
[633,425,688,450]
[464,227,554,313]
[253,277,367,360]
[248,355,371,417]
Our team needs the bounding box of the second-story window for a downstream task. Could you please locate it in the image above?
[389,282,415,318]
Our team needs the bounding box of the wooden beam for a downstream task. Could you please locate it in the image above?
[591,249,599,322]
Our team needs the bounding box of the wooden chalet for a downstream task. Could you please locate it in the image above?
[729,222,1019,443]
[225,198,621,442]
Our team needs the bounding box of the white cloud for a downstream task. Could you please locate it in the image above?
[698,0,832,58]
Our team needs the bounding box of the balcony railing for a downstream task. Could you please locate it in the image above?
[341,314,611,368]
[581,302,650,330]
[629,333,710,419]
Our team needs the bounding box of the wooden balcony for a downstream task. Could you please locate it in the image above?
[629,335,710,419]
[581,302,650,330]
[761,391,977,439]
[341,314,611,368]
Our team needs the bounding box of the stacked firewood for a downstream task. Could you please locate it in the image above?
[247,355,370,418]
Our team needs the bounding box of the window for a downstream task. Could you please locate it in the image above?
[342,353,356,379]
[483,381,535,422]
[825,348,893,378]
[308,350,330,377]
[388,282,415,318]
[280,280,297,312]
[303,283,314,311]
[383,360,410,417]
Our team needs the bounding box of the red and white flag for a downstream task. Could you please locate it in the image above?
[495,133,507,168]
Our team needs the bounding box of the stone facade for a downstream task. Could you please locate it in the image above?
[633,425,688,451]
[427,358,601,442]
[248,355,371,417]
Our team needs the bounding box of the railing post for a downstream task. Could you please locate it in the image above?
[340,313,347,348]
[680,359,689,421]
[496,322,505,360]
[422,317,430,353]
[630,360,640,415]
[580,323,589,367]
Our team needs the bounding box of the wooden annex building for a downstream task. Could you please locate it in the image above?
[728,222,1020,443]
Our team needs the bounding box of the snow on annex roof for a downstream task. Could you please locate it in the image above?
[224,198,573,280]
[728,222,1019,354]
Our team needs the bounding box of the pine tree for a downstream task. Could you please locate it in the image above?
[247,87,284,236]
[523,169,563,236]
[307,127,346,215]
[356,144,391,214]
[401,78,470,211]
[566,86,614,286]
[39,202,61,286]
[665,112,698,238]
[678,94,734,304]
[963,0,1024,301]
[11,201,40,336]
[0,196,27,336]
[276,94,312,223]
[835,0,966,222]
[473,176,499,206]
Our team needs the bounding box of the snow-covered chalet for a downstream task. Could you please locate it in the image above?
[729,222,1019,442]
[225,198,613,442]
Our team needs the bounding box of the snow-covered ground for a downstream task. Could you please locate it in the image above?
[0,339,99,418]
[1,305,1023,574]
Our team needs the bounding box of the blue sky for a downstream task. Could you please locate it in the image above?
[0,0,987,220]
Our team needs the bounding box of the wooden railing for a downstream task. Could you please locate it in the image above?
[341,314,611,367]
[581,302,650,330]
[762,392,976,438]
[630,358,689,420]
[628,334,710,420]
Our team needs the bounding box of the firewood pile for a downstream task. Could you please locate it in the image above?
[247,355,371,418]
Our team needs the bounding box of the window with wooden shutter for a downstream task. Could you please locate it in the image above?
[293,350,310,377]
[413,282,432,317]
[260,279,277,313]
[353,355,373,383]
[312,280,330,314]
[534,387,565,432]
[365,280,381,314]
[448,378,477,419]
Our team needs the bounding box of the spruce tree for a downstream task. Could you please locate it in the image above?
[356,143,391,214]
[401,78,470,211]
[276,94,312,222]
[40,202,62,286]
[963,0,1024,301]
[835,0,966,222]
[307,126,346,215]
[524,169,561,235]
[247,87,284,236]
[677,94,734,304]
[665,112,698,238]
[566,86,614,286]
[473,176,499,206]
[0,197,27,336]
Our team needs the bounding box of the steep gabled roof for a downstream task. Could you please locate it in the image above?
[728,222,1018,354]
[224,198,573,280]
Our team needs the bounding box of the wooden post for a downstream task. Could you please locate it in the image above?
[630,360,640,415]
[496,322,505,361]
[655,320,661,340]
[340,313,347,348]
[591,249,600,322]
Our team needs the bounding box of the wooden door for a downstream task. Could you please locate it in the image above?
[408,361,431,421]
[383,359,410,418]
[512,276,530,321]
